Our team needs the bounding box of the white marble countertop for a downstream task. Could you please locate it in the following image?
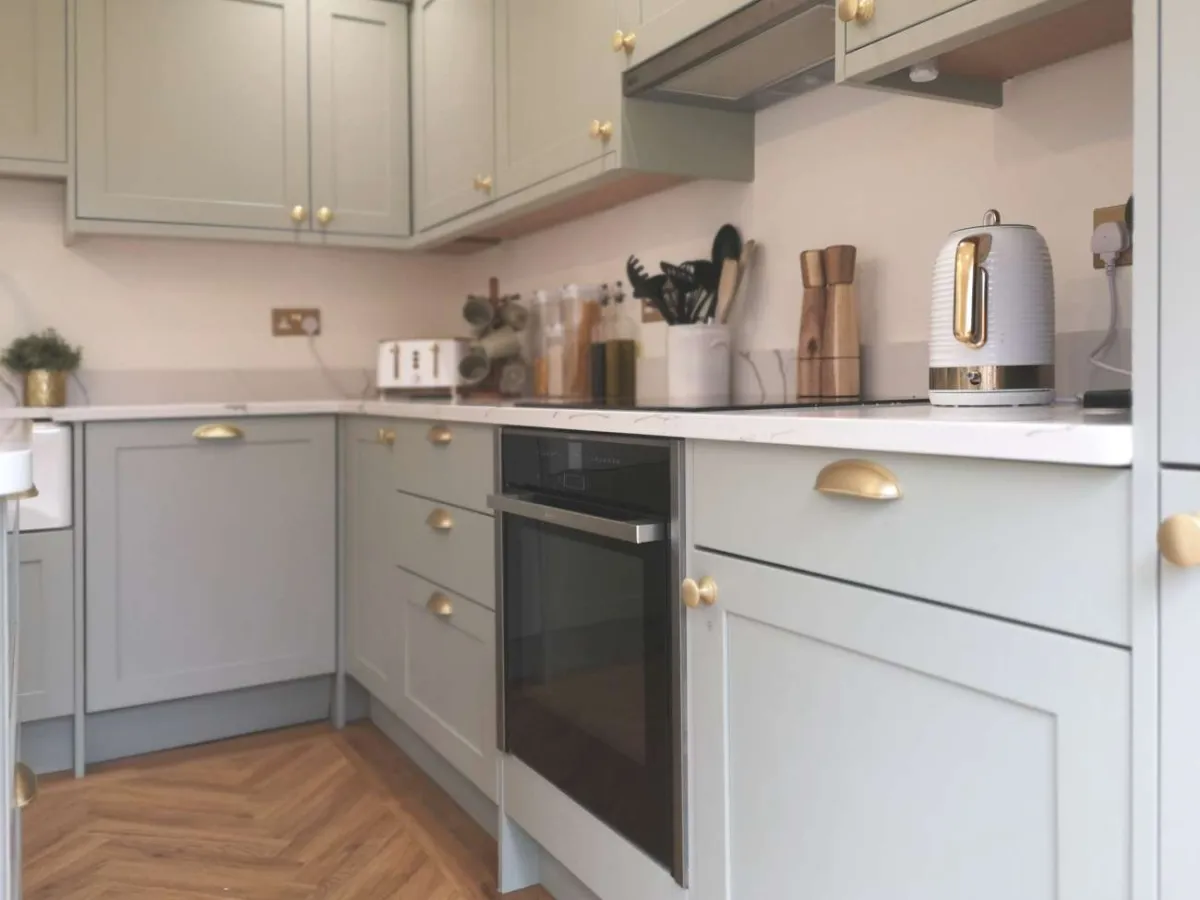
[0,398,1133,467]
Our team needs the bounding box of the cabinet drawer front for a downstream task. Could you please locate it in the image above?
[842,0,969,52]
[18,530,73,722]
[395,492,494,608]
[690,549,1130,900]
[692,442,1129,644]
[399,570,497,799]
[392,420,494,514]
[85,417,337,711]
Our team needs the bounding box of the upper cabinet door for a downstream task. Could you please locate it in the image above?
[622,0,750,65]
[310,0,411,238]
[413,0,496,230]
[75,0,310,230]
[1161,0,1200,464]
[0,0,66,167]
[495,0,624,197]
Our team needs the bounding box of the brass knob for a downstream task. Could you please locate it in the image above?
[681,576,718,609]
[1159,513,1200,567]
[427,592,454,618]
[589,120,614,141]
[427,424,452,446]
[612,30,636,53]
[290,204,307,223]
[837,0,875,23]
[316,206,334,226]
[14,763,37,810]
[376,427,395,446]
[474,174,493,193]
[426,508,454,532]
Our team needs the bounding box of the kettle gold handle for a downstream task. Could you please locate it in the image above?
[953,237,988,348]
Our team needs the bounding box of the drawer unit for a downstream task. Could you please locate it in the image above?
[397,568,497,800]
[692,442,1130,645]
[394,490,495,609]
[392,420,494,514]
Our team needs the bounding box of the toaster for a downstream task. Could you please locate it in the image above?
[377,339,469,394]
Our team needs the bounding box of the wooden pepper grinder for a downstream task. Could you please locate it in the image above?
[820,245,860,400]
[797,250,826,401]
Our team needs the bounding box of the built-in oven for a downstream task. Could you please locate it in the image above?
[489,429,686,885]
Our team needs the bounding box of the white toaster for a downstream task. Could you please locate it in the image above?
[377,339,469,393]
[929,209,1056,407]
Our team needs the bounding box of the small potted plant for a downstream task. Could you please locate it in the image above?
[2,329,83,408]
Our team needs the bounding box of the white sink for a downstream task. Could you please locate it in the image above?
[20,422,70,531]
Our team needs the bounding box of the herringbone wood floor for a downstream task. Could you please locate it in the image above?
[22,723,554,900]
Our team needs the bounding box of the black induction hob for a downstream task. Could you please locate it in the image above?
[515,397,928,413]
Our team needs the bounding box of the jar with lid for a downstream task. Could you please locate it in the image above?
[560,284,604,400]
[537,289,564,398]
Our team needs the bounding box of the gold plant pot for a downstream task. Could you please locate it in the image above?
[23,370,68,407]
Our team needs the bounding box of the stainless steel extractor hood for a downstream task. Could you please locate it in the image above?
[623,0,835,112]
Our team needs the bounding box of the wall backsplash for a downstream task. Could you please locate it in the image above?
[0,41,1130,405]
[453,40,1133,402]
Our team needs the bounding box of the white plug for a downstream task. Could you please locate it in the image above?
[1091,220,1130,267]
[301,315,320,336]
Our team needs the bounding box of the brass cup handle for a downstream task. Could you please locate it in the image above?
[14,763,37,810]
[193,423,245,441]
[427,592,454,618]
[837,0,875,23]
[427,425,453,446]
[290,204,307,223]
[612,30,636,53]
[589,120,614,141]
[376,427,396,447]
[681,576,718,609]
[1159,513,1200,567]
[814,459,901,501]
[473,174,494,193]
[426,508,454,532]
[316,207,334,226]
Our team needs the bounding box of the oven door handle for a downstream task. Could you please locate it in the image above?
[487,493,665,544]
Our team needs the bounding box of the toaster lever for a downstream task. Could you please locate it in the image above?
[953,237,989,348]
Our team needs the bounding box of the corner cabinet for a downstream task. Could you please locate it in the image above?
[412,0,496,230]
[76,0,411,238]
[0,0,67,176]
[84,417,337,712]
[687,549,1130,900]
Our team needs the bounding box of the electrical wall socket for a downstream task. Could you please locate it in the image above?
[1093,205,1133,269]
[272,308,321,337]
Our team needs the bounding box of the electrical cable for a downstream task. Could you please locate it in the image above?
[1088,260,1131,377]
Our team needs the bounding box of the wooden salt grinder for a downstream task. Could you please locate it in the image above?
[797,250,826,401]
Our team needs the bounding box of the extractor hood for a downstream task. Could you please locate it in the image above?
[623,0,835,112]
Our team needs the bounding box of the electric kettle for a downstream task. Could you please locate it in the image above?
[929,209,1055,407]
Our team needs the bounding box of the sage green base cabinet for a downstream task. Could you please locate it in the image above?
[0,0,67,177]
[85,417,337,712]
[688,548,1130,900]
[412,0,496,230]
[76,0,411,237]
[342,418,404,708]
[17,530,73,723]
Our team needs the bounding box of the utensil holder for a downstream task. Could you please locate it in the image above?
[667,324,731,406]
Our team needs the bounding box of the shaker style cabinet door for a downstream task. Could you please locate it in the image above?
[1161,0,1200,464]
[310,0,411,238]
[0,0,66,169]
[342,419,404,711]
[17,531,73,723]
[85,418,337,712]
[621,0,750,65]
[687,549,1130,900]
[412,0,495,230]
[495,0,625,197]
[75,0,310,230]
[839,0,969,53]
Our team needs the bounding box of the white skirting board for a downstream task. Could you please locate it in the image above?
[366,696,601,900]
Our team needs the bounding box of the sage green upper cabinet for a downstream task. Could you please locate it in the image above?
[841,0,968,52]
[495,0,626,196]
[413,0,495,231]
[0,0,67,176]
[76,0,310,230]
[310,0,411,238]
[622,0,752,65]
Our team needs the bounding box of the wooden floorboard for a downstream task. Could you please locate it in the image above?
[23,723,553,900]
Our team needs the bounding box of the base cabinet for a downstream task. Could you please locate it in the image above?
[85,417,337,712]
[688,549,1130,900]
[17,530,73,723]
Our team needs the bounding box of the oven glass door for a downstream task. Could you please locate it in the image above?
[501,502,676,874]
